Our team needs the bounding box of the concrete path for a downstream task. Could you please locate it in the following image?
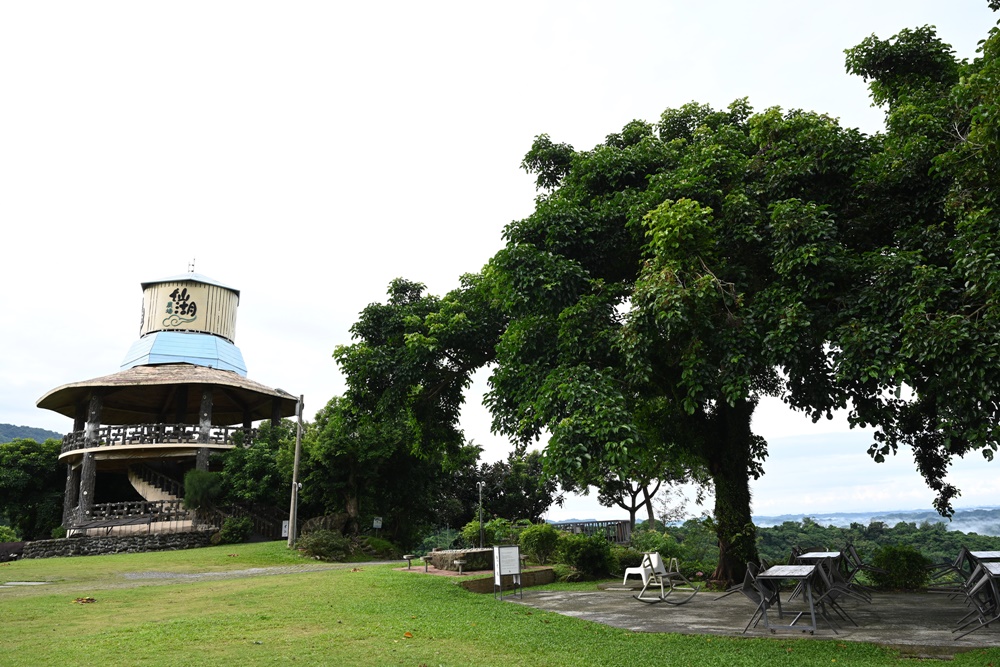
[511,586,998,659]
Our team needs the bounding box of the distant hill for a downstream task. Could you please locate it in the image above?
[0,423,62,443]
[754,506,1000,537]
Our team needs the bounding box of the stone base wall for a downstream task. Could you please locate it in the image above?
[22,530,214,559]
[427,547,494,571]
[459,567,556,594]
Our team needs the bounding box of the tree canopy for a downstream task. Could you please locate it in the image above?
[334,13,1000,582]
[0,438,63,540]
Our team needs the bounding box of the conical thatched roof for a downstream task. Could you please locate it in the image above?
[37,364,297,426]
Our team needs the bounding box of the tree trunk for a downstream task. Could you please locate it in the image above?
[706,399,759,585]
[344,468,360,535]
[642,486,656,528]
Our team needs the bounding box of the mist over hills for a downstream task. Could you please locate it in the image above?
[754,506,1000,536]
[558,507,1000,537]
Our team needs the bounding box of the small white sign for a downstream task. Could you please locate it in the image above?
[281,520,289,538]
[373,517,383,529]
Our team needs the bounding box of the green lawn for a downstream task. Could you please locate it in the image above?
[1,542,997,666]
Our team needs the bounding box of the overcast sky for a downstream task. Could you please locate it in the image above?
[2,2,996,522]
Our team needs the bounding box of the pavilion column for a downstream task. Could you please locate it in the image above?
[78,394,102,521]
[271,398,282,427]
[196,386,213,471]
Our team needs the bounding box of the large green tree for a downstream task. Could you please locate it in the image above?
[482,101,874,581]
[478,450,563,523]
[0,438,63,540]
[335,13,1000,582]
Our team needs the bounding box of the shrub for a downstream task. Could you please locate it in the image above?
[417,528,459,554]
[612,546,645,575]
[0,525,19,542]
[362,536,400,559]
[49,525,66,539]
[460,518,531,547]
[868,545,932,590]
[218,516,253,544]
[630,529,681,559]
[558,532,613,577]
[297,529,352,562]
[519,523,560,564]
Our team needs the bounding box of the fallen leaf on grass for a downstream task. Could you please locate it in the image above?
[227,554,238,557]
[74,597,96,604]
[351,568,362,572]
[403,632,413,638]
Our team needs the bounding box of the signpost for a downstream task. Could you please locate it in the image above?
[493,545,522,600]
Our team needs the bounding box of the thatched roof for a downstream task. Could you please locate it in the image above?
[37,364,297,426]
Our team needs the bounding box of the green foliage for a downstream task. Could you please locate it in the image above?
[479,450,563,522]
[868,545,932,590]
[0,438,63,540]
[755,517,1000,568]
[182,469,221,510]
[49,525,66,539]
[611,546,645,574]
[219,420,295,507]
[629,529,681,559]
[218,516,253,544]
[304,394,482,549]
[0,524,18,542]
[297,529,352,562]
[519,522,560,564]
[460,517,530,547]
[360,536,400,559]
[557,532,614,577]
[416,528,459,555]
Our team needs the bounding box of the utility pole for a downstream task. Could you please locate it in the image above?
[287,395,304,548]
[478,480,484,548]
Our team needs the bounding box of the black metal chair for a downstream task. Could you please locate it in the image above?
[739,562,780,633]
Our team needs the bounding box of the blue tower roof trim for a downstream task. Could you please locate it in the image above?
[141,272,240,300]
[121,331,248,376]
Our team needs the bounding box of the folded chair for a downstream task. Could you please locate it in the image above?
[953,564,1000,640]
[740,562,780,633]
[812,558,860,633]
[929,546,975,595]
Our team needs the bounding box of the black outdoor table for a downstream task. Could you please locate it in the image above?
[755,565,820,634]
[970,551,1000,562]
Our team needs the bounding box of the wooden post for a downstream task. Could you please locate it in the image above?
[62,463,79,527]
[78,394,102,520]
[287,395,303,548]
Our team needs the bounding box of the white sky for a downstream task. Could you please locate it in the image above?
[2,1,996,522]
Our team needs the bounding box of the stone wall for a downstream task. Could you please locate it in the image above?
[458,567,556,594]
[22,530,214,559]
[426,547,494,571]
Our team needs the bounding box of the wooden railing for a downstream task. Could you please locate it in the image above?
[61,423,257,455]
[552,520,632,545]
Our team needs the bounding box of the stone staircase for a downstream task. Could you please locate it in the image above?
[128,465,183,502]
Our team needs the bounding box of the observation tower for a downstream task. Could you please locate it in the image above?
[37,271,297,536]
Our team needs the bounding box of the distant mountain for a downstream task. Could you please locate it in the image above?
[753,506,1000,537]
[0,423,62,443]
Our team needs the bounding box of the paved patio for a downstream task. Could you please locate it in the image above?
[509,584,999,659]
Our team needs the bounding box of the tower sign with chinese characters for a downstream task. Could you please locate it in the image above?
[139,275,240,341]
